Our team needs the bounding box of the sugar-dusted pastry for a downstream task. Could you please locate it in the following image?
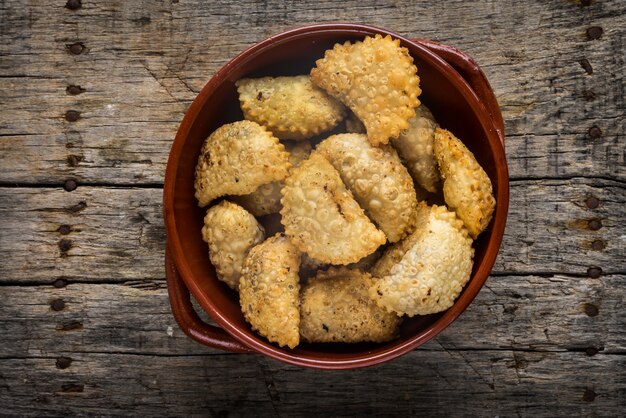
[194,120,291,207]
[300,267,401,343]
[239,234,301,348]
[231,141,312,216]
[311,34,421,146]
[370,204,474,317]
[392,105,441,193]
[236,75,346,140]
[201,200,265,290]
[434,128,495,238]
[317,133,417,242]
[280,153,386,265]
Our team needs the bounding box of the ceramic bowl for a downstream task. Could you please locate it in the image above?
[163,23,509,369]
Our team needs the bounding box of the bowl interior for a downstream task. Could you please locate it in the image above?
[166,25,507,367]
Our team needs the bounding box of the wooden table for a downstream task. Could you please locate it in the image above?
[1,0,624,416]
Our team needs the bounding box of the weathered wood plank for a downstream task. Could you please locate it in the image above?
[0,179,622,282]
[0,0,624,184]
[0,350,623,417]
[0,275,623,358]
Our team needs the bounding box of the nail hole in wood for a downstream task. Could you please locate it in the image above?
[66,85,85,95]
[56,321,83,331]
[579,58,593,75]
[585,196,599,209]
[68,42,85,55]
[65,0,81,10]
[586,26,603,40]
[591,239,605,251]
[57,225,71,235]
[64,179,77,192]
[58,239,72,253]
[587,266,602,278]
[582,389,596,402]
[56,357,73,369]
[53,279,68,288]
[588,219,602,231]
[50,298,66,311]
[588,126,602,138]
[584,303,599,317]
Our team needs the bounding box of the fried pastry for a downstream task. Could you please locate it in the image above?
[201,201,266,290]
[311,34,421,146]
[392,105,441,193]
[370,204,474,317]
[236,75,346,140]
[232,141,312,216]
[300,267,401,343]
[434,128,495,238]
[317,133,417,242]
[194,120,291,207]
[280,153,386,265]
[239,233,301,348]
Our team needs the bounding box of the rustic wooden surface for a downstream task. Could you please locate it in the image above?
[0,0,624,416]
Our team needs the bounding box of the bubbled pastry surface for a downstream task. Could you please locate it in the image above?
[370,205,474,317]
[316,133,417,243]
[201,201,265,290]
[194,120,291,207]
[311,34,421,146]
[280,153,386,265]
[239,234,301,349]
[300,267,401,343]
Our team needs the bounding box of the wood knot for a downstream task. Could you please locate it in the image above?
[67,155,82,167]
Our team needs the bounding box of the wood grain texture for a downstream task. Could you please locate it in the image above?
[0,179,623,282]
[0,0,624,184]
[0,0,624,415]
[0,275,623,358]
[0,351,623,417]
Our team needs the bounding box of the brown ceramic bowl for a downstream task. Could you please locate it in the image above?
[163,23,509,369]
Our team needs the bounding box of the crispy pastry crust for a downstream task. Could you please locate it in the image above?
[280,153,386,265]
[311,34,421,146]
[236,75,346,140]
[194,120,291,207]
[300,267,401,343]
[201,201,265,290]
[317,133,417,242]
[239,234,301,348]
[434,128,495,238]
[370,205,474,317]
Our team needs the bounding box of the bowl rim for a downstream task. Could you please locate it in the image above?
[163,22,509,369]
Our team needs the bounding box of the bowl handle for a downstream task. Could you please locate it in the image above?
[413,38,505,147]
[165,243,254,353]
